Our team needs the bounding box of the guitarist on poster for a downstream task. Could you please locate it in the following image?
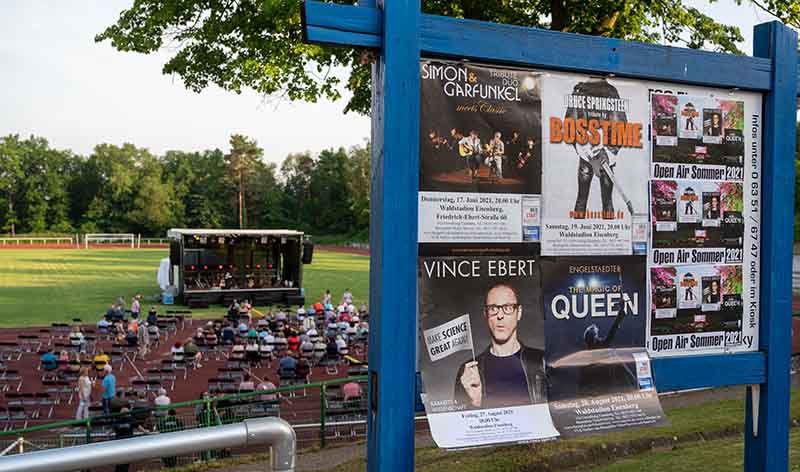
[458,129,482,180]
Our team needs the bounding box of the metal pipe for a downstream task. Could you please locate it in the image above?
[0,417,296,472]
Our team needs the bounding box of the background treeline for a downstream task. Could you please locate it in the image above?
[0,134,370,240]
[3,124,800,241]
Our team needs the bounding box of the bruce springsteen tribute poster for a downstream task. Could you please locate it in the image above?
[541,257,667,436]
[419,60,543,244]
[540,74,649,256]
[418,251,559,449]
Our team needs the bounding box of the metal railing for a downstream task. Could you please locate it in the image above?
[0,417,296,472]
[0,375,373,466]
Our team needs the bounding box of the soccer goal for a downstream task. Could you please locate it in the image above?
[84,233,135,249]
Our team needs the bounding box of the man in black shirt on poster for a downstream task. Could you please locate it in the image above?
[454,284,546,409]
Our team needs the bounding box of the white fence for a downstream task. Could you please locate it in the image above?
[0,237,76,247]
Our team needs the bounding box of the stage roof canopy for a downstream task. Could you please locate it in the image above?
[167,228,305,239]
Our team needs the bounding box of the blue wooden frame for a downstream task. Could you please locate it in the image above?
[303,2,797,470]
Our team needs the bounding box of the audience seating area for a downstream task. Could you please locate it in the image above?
[0,304,369,433]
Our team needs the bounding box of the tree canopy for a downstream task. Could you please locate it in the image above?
[96,0,800,115]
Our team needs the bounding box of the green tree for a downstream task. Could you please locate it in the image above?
[96,1,800,115]
[225,135,263,228]
[0,136,24,235]
[347,143,371,234]
[280,151,315,230]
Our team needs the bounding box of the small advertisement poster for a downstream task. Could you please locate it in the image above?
[649,265,747,355]
[647,86,760,358]
[650,179,744,266]
[417,251,559,449]
[419,60,542,243]
[541,257,668,436]
[651,94,745,182]
[540,74,649,256]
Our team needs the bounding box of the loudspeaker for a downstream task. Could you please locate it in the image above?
[302,242,314,264]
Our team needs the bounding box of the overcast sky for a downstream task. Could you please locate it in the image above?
[0,1,782,165]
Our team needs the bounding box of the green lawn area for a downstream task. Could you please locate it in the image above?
[321,391,800,472]
[589,429,800,471]
[0,248,369,327]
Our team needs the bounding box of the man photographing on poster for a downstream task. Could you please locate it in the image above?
[454,283,546,409]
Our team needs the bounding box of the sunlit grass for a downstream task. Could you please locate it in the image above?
[0,249,369,327]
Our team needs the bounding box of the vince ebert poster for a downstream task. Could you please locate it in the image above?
[540,74,649,256]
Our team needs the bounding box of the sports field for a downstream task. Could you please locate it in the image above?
[0,248,369,327]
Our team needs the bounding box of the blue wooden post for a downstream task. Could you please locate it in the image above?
[366,1,420,471]
[744,21,798,472]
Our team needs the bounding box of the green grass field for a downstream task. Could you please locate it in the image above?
[0,248,369,327]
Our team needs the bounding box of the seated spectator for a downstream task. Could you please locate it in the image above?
[128,318,139,335]
[239,373,256,392]
[147,307,158,326]
[231,344,246,361]
[257,378,278,401]
[275,311,287,323]
[237,321,249,337]
[69,326,85,351]
[259,342,273,360]
[273,332,288,351]
[336,335,349,356]
[59,350,70,371]
[342,288,353,305]
[248,327,258,340]
[68,352,82,373]
[342,380,363,401]
[183,340,201,368]
[278,353,297,376]
[326,337,339,358]
[112,304,125,322]
[227,299,241,319]
[154,388,171,417]
[300,339,314,358]
[41,349,58,371]
[313,339,327,362]
[357,320,369,335]
[124,329,139,347]
[221,325,236,344]
[258,328,270,342]
[194,328,205,343]
[170,342,184,362]
[93,350,110,372]
[287,332,300,352]
[148,323,160,343]
[97,318,110,332]
[204,330,218,347]
[131,390,151,426]
[245,339,260,364]
[345,323,357,337]
[295,357,310,382]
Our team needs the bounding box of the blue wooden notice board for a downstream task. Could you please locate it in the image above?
[302,1,798,470]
